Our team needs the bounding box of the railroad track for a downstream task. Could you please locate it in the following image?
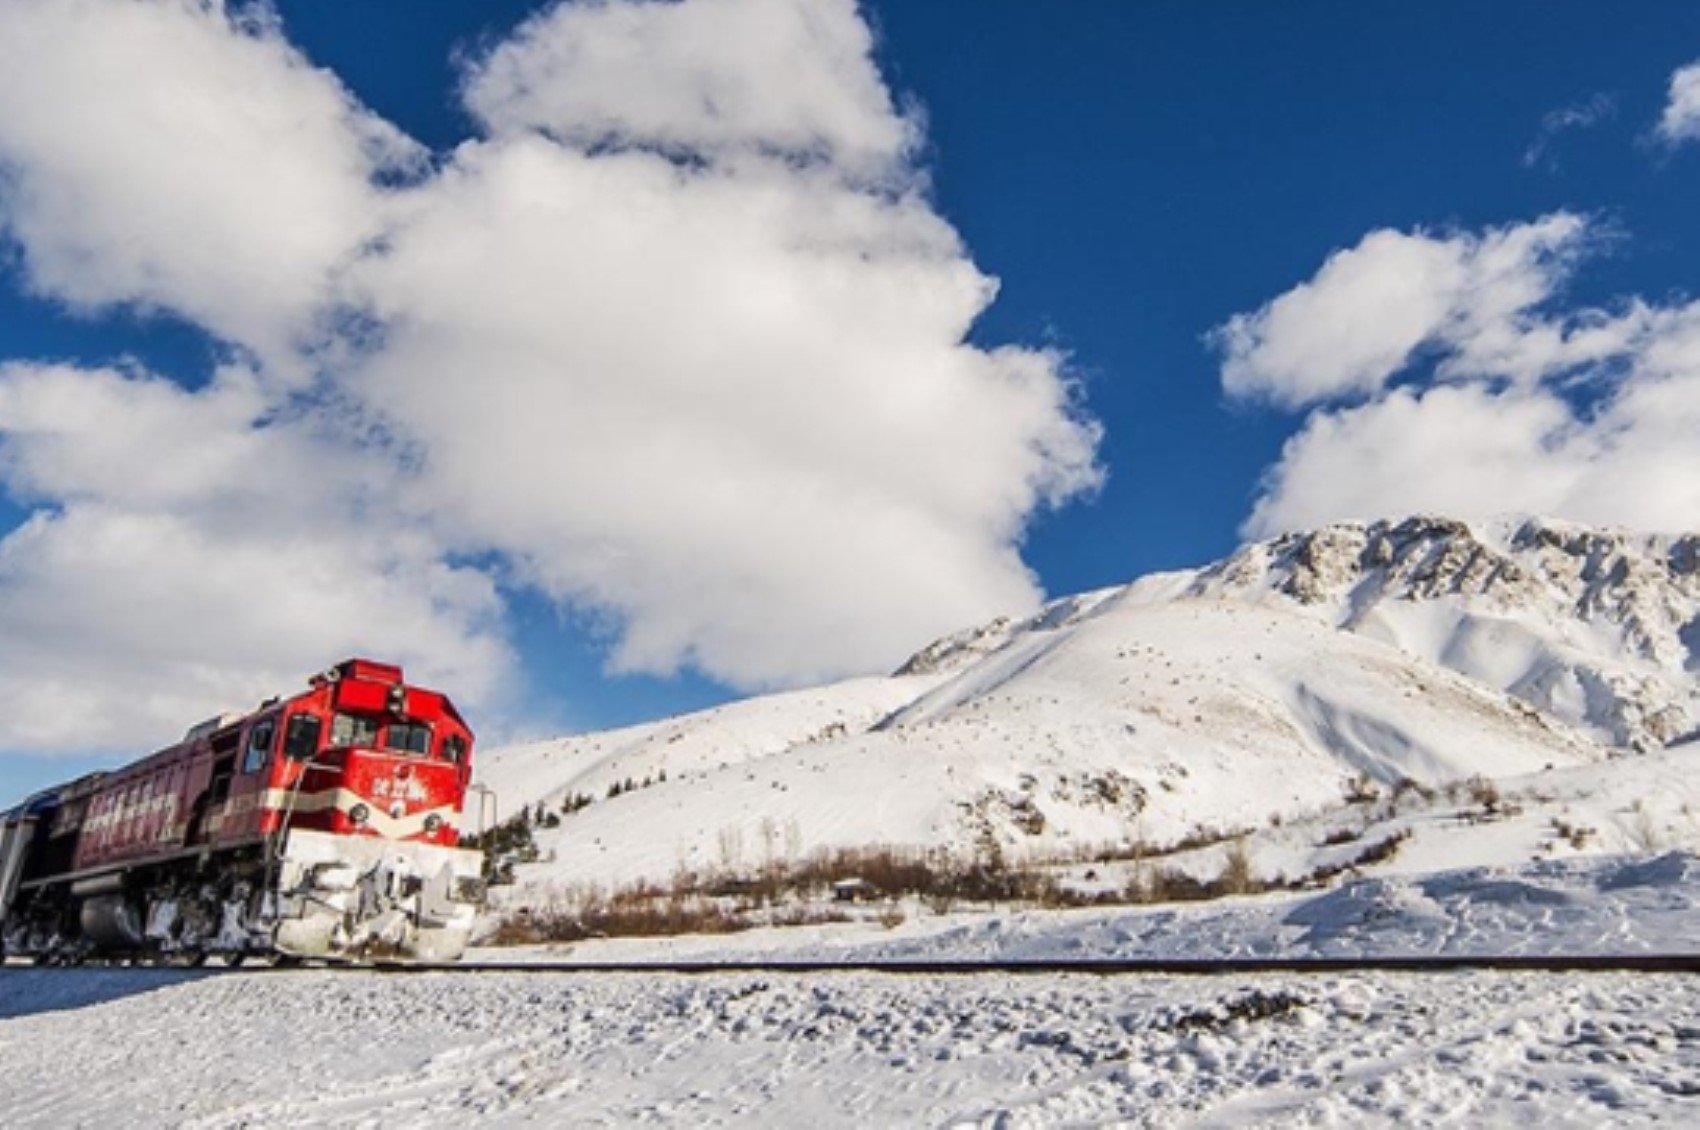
[370,954,1700,976]
[9,954,1700,975]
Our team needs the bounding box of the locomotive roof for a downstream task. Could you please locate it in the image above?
[4,771,109,820]
[96,659,469,787]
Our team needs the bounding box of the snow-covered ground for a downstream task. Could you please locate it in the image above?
[5,851,1698,1127]
[3,964,1699,1126]
[10,848,1698,1127]
[482,851,1700,966]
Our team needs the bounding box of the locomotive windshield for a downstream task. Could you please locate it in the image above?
[384,722,432,755]
[329,711,439,756]
[283,713,321,760]
[330,712,379,748]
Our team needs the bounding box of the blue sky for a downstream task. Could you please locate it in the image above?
[2,0,1699,803]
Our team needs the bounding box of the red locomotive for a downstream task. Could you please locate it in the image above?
[0,659,487,963]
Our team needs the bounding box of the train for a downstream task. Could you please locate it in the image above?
[0,659,487,964]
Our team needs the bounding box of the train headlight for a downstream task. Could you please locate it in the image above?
[423,814,443,835]
[348,803,370,827]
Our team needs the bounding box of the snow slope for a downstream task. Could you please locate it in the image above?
[474,674,942,819]
[1189,516,1700,751]
[475,515,1698,894]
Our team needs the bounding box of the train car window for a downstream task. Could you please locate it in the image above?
[330,712,379,749]
[243,718,276,774]
[384,722,432,755]
[283,713,323,761]
[443,734,467,764]
[211,727,241,759]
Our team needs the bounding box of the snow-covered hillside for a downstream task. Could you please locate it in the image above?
[474,516,1700,894]
[1187,516,1700,752]
[474,675,942,821]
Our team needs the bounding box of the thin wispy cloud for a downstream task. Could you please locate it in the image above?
[1523,92,1616,169]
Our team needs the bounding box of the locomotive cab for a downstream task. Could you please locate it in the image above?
[274,660,473,848]
[257,660,483,960]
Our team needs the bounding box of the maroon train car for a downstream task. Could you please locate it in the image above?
[0,660,487,964]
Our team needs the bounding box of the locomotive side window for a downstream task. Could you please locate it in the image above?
[283,713,322,761]
[443,734,467,764]
[243,718,276,774]
[330,712,379,749]
[385,721,432,755]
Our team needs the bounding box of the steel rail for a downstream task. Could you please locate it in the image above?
[363,953,1700,976]
[10,954,1700,975]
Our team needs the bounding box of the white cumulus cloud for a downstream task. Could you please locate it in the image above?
[0,363,511,752]
[464,0,917,183]
[1657,60,1700,146]
[0,0,1101,753]
[1212,214,1590,407]
[1221,218,1700,538]
[0,0,416,375]
[343,129,1099,687]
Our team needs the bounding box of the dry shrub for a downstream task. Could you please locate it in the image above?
[766,905,854,930]
[1301,829,1411,887]
[1119,838,1275,905]
[1464,775,1502,814]
[496,890,746,944]
[1129,864,1249,905]
[1220,838,1257,896]
[690,844,1071,907]
[1391,778,1435,804]
[490,831,1348,947]
[1343,773,1381,805]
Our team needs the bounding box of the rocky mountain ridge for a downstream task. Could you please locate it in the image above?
[476,515,1700,892]
[1184,516,1700,750]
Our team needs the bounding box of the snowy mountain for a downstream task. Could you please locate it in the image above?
[1188,516,1700,752]
[475,515,1699,893]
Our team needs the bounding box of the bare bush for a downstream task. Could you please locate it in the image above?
[1301,829,1411,886]
[1343,773,1381,804]
[488,828,1353,946]
[1220,837,1257,896]
[1630,801,1663,851]
[493,891,745,945]
[1550,817,1593,850]
[1464,775,1502,814]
